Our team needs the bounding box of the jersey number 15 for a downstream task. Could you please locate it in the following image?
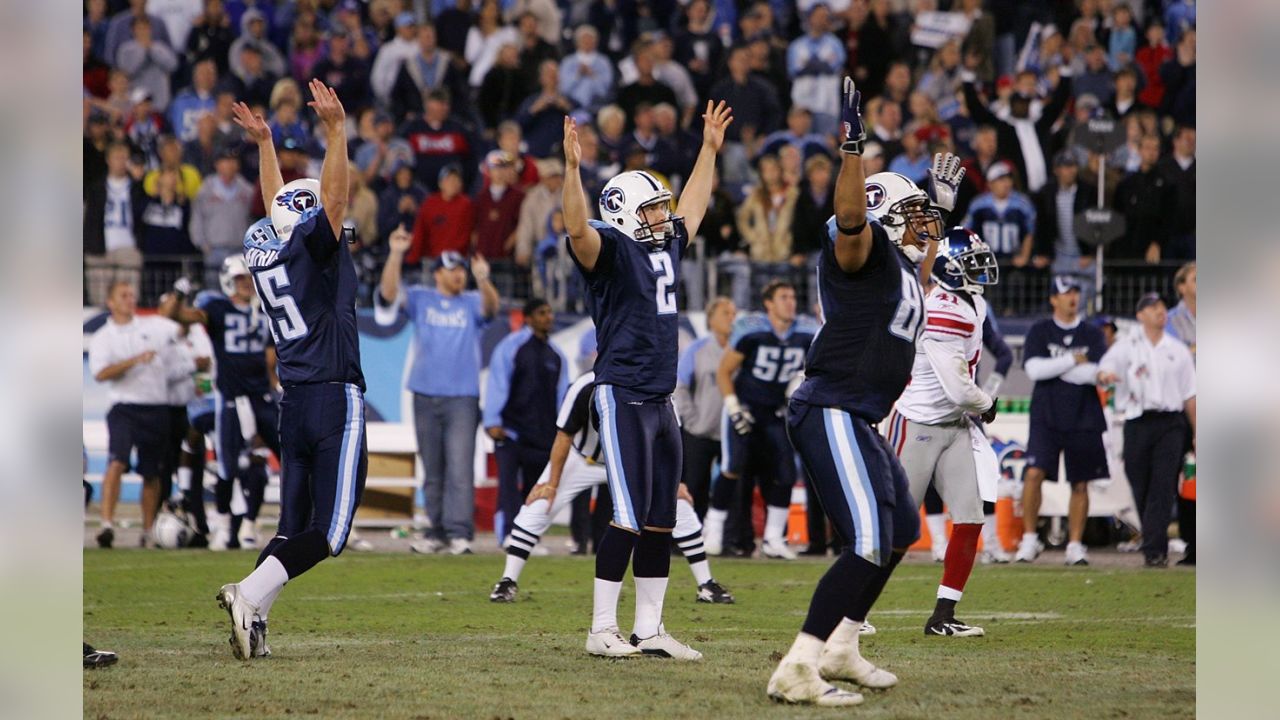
[256,266,309,342]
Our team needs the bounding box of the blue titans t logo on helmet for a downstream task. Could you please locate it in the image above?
[866,183,887,211]
[601,186,625,213]
[276,188,319,213]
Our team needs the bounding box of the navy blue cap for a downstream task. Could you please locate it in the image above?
[432,251,468,271]
[1135,292,1164,313]
[1051,275,1081,296]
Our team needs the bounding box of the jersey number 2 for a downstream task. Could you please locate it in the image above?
[257,266,309,342]
[650,253,677,315]
[888,269,925,341]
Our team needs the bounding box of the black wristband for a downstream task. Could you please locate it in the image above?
[837,220,866,236]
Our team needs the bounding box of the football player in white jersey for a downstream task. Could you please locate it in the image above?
[883,227,1001,637]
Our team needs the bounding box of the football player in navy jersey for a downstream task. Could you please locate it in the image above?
[562,99,732,660]
[169,257,280,551]
[217,80,367,661]
[766,79,965,706]
[705,280,818,560]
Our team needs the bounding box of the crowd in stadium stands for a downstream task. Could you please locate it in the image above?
[83,0,1195,314]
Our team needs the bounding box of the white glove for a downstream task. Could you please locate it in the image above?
[724,394,755,437]
[926,152,966,215]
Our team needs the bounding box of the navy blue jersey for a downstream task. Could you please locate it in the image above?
[567,219,686,402]
[243,209,366,391]
[1023,318,1106,432]
[793,219,925,422]
[729,313,819,411]
[963,192,1036,257]
[194,291,273,397]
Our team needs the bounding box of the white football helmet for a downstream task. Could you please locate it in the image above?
[934,227,999,295]
[598,171,677,245]
[865,171,942,263]
[219,255,252,296]
[270,177,322,242]
[152,508,192,549]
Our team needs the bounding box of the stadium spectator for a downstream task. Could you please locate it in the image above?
[190,147,254,271]
[514,159,563,269]
[1098,294,1196,568]
[653,103,700,186]
[487,121,541,190]
[964,161,1036,265]
[961,66,1072,193]
[861,140,886,175]
[672,0,724,104]
[410,164,475,265]
[378,160,428,252]
[144,135,202,200]
[917,39,964,111]
[387,24,469,124]
[311,28,372,115]
[1107,3,1138,69]
[183,114,222,177]
[1107,66,1142,120]
[84,27,112,98]
[507,0,563,45]
[790,153,834,300]
[1033,152,1097,286]
[737,154,797,271]
[484,297,569,543]
[560,25,615,112]
[85,143,147,306]
[466,0,520,89]
[230,42,279,109]
[1156,125,1195,260]
[867,98,904,160]
[675,297,737,518]
[105,0,174,68]
[645,33,699,124]
[571,122,611,210]
[959,0,996,82]
[89,280,180,548]
[595,104,629,168]
[434,0,475,59]
[400,88,475,192]
[478,42,533,132]
[472,151,526,283]
[888,123,931,185]
[268,80,312,147]
[123,89,165,171]
[371,12,421,105]
[1112,134,1173,261]
[852,0,909,99]
[1135,20,1172,109]
[346,171,381,248]
[137,169,196,288]
[627,103,681,181]
[117,16,179,111]
[250,136,309,217]
[785,4,844,136]
[955,124,1004,214]
[185,0,235,75]
[355,110,415,190]
[85,0,111,64]
[169,58,218,143]
[615,38,681,129]
[287,14,323,83]
[709,44,782,182]
[376,236,500,556]
[1166,262,1196,354]
[758,106,832,161]
[1074,44,1115,105]
[1164,0,1196,44]
[517,61,576,158]
[228,8,285,81]
[515,11,560,88]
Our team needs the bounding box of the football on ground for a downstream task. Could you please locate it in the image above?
[84,551,1193,719]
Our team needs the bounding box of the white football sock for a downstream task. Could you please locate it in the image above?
[687,559,712,586]
[982,514,1000,547]
[591,578,623,633]
[926,514,948,547]
[826,618,863,654]
[633,576,669,639]
[258,583,284,621]
[783,632,825,665]
[502,554,527,583]
[765,505,790,543]
[937,585,963,601]
[238,556,288,608]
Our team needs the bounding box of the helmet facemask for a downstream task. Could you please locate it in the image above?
[936,228,1000,295]
[634,196,676,247]
[883,197,943,263]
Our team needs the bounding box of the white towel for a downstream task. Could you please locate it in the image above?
[970,422,1000,503]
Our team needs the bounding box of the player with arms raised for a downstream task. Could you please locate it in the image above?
[884,226,1002,637]
[562,99,732,659]
[766,78,959,706]
[216,80,367,661]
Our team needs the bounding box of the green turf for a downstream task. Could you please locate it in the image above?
[83,551,1194,719]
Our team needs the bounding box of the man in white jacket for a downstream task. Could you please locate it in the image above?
[370,12,421,105]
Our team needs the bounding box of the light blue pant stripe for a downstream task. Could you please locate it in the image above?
[327,384,363,553]
[595,385,637,531]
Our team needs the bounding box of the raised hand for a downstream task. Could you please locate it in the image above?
[926,152,966,213]
[231,101,271,144]
[562,115,581,168]
[470,253,491,282]
[840,77,866,155]
[388,224,411,256]
[701,100,734,152]
[307,78,345,130]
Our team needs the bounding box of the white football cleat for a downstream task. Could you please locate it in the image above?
[859,620,877,636]
[980,545,1013,564]
[585,629,643,658]
[761,538,798,560]
[216,583,259,661]
[1015,535,1044,563]
[410,538,445,554]
[630,632,703,660]
[819,644,898,688]
[768,661,864,707]
[1064,542,1090,566]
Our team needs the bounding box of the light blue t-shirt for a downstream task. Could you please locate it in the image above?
[401,287,489,397]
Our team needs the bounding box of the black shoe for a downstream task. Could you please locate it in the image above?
[489,577,518,602]
[96,527,114,549]
[1144,555,1168,568]
[83,643,118,668]
[925,618,986,637]
[1176,554,1195,566]
[187,533,209,549]
[696,579,735,604]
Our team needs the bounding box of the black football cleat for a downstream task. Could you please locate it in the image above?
[96,527,114,549]
[490,577,518,603]
[83,643,119,669]
[696,579,735,604]
[925,618,986,637]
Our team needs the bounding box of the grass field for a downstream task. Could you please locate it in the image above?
[83,550,1194,719]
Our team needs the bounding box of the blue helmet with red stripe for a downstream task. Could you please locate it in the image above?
[935,227,999,294]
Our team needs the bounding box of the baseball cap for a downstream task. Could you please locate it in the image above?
[395,12,417,29]
[536,158,564,177]
[129,87,152,104]
[986,161,1013,182]
[279,137,304,153]
[1053,150,1077,168]
[215,146,239,161]
[1051,275,1081,296]
[485,149,515,168]
[862,141,883,160]
[437,163,462,184]
[1135,292,1164,313]
[432,250,468,271]
[373,109,393,125]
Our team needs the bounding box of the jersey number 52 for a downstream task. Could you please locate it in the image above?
[256,266,309,342]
